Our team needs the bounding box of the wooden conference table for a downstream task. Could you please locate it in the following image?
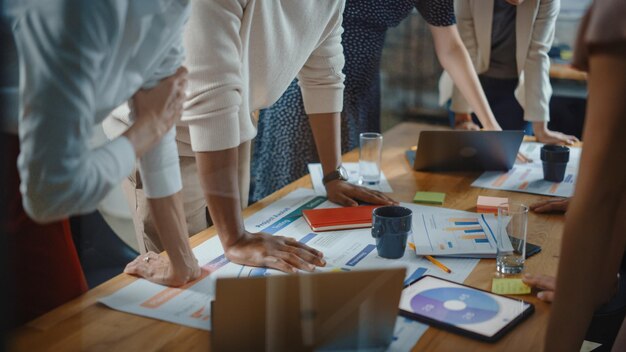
[10,122,571,351]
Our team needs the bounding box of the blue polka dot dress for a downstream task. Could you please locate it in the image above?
[250,0,456,202]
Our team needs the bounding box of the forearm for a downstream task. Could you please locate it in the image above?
[308,112,342,175]
[147,192,198,283]
[195,146,245,248]
[440,45,499,130]
[432,26,500,130]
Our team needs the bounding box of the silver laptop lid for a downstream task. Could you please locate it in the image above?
[212,268,406,351]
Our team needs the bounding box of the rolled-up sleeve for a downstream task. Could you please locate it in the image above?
[182,0,246,152]
[13,4,136,222]
[298,13,345,115]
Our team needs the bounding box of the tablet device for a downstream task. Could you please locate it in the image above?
[413,130,524,172]
[399,275,534,342]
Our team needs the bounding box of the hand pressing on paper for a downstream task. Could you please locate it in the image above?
[224,232,326,273]
[522,273,556,302]
[125,251,201,287]
[325,180,396,207]
[530,198,570,213]
[454,113,481,131]
[532,122,579,146]
[123,66,188,157]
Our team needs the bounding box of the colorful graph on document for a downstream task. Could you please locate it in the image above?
[413,213,497,256]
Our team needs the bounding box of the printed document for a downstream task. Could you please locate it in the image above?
[472,142,581,197]
[100,188,479,350]
[308,163,393,195]
[408,205,513,258]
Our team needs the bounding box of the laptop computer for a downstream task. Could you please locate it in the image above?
[211,268,406,351]
[413,130,524,172]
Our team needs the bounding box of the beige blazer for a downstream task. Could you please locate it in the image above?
[439,0,559,122]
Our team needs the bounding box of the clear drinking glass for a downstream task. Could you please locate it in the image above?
[358,132,383,185]
[496,202,528,275]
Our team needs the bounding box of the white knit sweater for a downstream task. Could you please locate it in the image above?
[177,0,346,155]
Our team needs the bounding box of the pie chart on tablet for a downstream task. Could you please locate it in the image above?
[410,287,500,325]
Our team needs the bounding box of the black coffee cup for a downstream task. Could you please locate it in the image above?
[371,206,412,259]
[540,145,570,182]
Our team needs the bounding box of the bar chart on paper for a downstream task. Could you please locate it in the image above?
[471,142,581,197]
[411,212,511,258]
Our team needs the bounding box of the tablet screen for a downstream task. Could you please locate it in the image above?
[399,276,532,338]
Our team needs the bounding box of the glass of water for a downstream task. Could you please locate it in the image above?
[496,202,528,275]
[358,132,383,185]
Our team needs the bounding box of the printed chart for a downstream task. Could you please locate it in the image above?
[410,208,512,258]
[472,142,581,197]
[100,189,481,350]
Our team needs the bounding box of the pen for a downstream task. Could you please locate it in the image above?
[425,255,452,274]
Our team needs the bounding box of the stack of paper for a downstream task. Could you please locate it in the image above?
[476,195,508,213]
[472,142,581,197]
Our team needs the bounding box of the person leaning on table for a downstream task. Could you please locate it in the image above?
[440,0,579,145]
[250,0,511,204]
[520,0,626,350]
[107,0,396,275]
[3,0,203,326]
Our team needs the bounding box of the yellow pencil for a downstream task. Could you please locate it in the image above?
[425,255,452,274]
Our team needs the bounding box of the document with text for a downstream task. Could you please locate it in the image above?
[472,142,581,197]
[308,163,393,195]
[100,188,479,350]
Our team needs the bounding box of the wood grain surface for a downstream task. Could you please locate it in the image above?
[9,122,575,351]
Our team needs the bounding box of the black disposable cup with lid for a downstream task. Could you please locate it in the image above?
[540,145,570,182]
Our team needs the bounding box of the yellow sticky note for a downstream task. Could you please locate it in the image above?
[491,278,531,295]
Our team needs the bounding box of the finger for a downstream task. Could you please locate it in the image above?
[364,189,396,204]
[537,291,555,302]
[529,200,549,210]
[533,201,566,213]
[264,256,298,274]
[124,260,139,274]
[516,153,529,164]
[523,273,555,290]
[283,237,325,259]
[353,187,393,205]
[286,245,324,266]
[532,204,551,213]
[175,66,188,79]
[333,193,358,207]
[283,243,326,266]
[275,251,316,272]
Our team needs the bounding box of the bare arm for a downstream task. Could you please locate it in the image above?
[125,193,201,286]
[308,113,395,206]
[430,25,501,130]
[195,148,325,273]
[544,47,626,351]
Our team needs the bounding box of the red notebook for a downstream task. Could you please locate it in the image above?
[302,205,380,232]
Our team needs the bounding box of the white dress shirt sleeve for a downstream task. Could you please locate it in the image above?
[136,34,186,199]
[13,4,136,223]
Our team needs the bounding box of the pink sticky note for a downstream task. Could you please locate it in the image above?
[477,196,508,213]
